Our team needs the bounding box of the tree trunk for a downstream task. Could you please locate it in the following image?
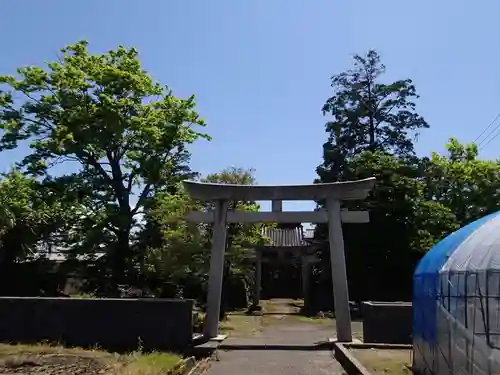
[109,224,133,295]
[366,80,376,150]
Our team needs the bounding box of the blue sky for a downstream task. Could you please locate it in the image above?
[1,0,499,212]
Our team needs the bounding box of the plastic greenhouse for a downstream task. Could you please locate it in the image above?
[413,211,500,375]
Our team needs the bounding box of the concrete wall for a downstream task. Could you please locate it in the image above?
[362,301,412,344]
[0,297,194,351]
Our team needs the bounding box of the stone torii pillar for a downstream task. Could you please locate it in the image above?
[326,198,351,340]
[202,200,229,338]
[183,177,375,342]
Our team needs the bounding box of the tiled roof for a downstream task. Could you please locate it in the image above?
[261,226,310,247]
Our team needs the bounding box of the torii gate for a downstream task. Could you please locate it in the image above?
[183,177,375,342]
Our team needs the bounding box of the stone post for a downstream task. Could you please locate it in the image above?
[203,200,229,338]
[253,250,262,306]
[326,198,352,342]
[301,254,310,309]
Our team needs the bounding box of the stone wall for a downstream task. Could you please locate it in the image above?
[0,297,194,351]
[362,301,412,344]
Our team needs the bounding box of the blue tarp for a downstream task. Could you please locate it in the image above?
[412,211,500,344]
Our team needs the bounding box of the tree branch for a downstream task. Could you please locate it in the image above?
[131,183,152,216]
[131,149,173,216]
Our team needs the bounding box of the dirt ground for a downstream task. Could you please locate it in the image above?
[351,348,412,375]
[220,299,363,340]
[0,344,181,375]
[0,353,105,374]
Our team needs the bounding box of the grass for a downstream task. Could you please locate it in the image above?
[0,343,182,375]
[294,315,334,324]
[202,299,364,340]
[289,310,364,340]
[121,351,183,375]
[219,313,265,336]
[218,299,305,336]
[351,348,412,375]
[195,310,264,336]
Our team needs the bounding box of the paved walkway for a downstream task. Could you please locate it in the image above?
[203,299,344,375]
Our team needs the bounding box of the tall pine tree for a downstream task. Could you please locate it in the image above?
[316,50,429,182]
[311,50,435,306]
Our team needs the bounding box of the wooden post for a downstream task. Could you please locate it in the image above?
[326,198,352,342]
[203,200,229,338]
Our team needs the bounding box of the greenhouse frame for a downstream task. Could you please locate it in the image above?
[413,211,500,375]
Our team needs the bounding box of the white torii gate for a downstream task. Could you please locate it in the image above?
[183,177,375,343]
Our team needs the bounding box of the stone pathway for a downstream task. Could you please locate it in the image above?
[203,299,344,375]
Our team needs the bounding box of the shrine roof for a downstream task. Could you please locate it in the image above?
[261,226,310,248]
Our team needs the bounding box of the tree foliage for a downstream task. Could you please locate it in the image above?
[423,138,500,226]
[317,50,429,182]
[339,151,459,301]
[202,167,269,272]
[0,171,81,295]
[313,50,499,304]
[0,41,208,290]
[0,171,79,259]
[134,166,268,309]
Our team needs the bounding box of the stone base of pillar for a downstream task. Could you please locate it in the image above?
[328,337,362,344]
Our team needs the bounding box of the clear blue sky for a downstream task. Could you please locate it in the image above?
[1,0,499,212]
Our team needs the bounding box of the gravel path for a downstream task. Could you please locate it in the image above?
[203,299,344,375]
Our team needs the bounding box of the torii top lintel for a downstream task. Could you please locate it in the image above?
[182,177,376,201]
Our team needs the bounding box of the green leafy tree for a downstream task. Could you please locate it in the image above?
[0,41,208,289]
[0,171,80,294]
[201,167,269,276]
[340,152,458,301]
[424,138,500,226]
[138,186,207,297]
[311,50,436,306]
[140,167,268,310]
[0,206,14,238]
[317,50,429,182]
[0,171,38,261]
